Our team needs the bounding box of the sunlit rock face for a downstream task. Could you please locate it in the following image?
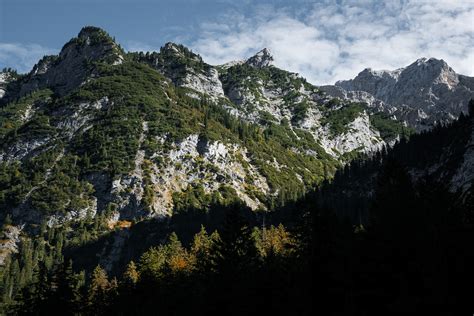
[326,58,474,131]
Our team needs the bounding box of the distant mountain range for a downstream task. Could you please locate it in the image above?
[322,57,474,130]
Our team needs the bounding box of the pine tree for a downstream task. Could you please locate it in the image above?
[53,260,77,314]
[122,261,139,286]
[191,225,214,262]
[369,159,417,241]
[211,204,258,275]
[19,261,51,314]
[87,265,110,313]
[166,232,192,274]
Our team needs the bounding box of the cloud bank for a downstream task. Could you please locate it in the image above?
[189,0,474,85]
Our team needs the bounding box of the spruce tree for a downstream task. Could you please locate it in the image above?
[211,204,258,275]
[122,261,139,287]
[87,265,110,313]
[53,260,77,313]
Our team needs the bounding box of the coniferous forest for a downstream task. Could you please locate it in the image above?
[0,19,473,315]
[1,103,472,315]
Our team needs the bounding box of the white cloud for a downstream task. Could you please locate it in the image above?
[188,0,474,85]
[0,43,57,73]
[1,0,472,84]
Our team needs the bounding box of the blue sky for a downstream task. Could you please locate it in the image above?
[1,0,473,84]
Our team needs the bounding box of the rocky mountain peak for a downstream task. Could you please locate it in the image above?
[246,48,274,68]
[13,26,125,97]
[412,57,448,69]
[60,26,120,57]
[78,26,108,39]
[403,57,458,88]
[62,26,121,56]
[160,42,203,63]
[330,58,474,131]
[162,42,182,53]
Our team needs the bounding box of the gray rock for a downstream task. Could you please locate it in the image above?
[19,27,123,97]
[329,58,474,130]
[246,48,274,68]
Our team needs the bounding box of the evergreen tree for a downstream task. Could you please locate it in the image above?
[52,260,77,314]
[211,204,258,276]
[369,159,417,241]
[19,261,51,314]
[87,265,110,314]
[122,260,139,286]
[191,226,214,264]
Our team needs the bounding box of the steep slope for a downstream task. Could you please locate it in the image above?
[1,26,469,273]
[317,103,474,222]
[133,45,406,158]
[1,27,124,104]
[323,58,474,130]
[218,49,399,157]
[129,43,225,100]
[0,27,343,232]
[0,72,12,99]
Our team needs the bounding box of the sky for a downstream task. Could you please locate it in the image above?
[0,0,473,85]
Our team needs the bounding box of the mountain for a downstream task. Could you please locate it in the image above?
[0,26,473,314]
[0,26,471,249]
[0,26,420,234]
[0,73,11,99]
[321,58,474,130]
[318,101,474,223]
[4,27,124,101]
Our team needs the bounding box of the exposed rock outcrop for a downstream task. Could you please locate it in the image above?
[325,58,474,130]
[0,225,22,265]
[246,48,274,68]
[18,27,124,97]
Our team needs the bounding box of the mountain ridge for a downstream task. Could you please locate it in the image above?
[324,57,474,130]
[0,26,472,262]
[1,26,473,314]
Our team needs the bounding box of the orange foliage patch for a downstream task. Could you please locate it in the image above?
[169,256,188,271]
[109,220,132,230]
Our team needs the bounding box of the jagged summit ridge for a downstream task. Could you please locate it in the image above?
[246,48,274,68]
[161,42,203,62]
[331,57,474,130]
[77,25,108,38]
[7,26,125,99]
[337,58,457,90]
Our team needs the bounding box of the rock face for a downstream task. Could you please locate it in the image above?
[104,131,272,220]
[246,48,274,68]
[0,72,10,99]
[220,50,390,157]
[325,58,474,130]
[319,85,386,112]
[161,43,225,100]
[181,67,225,100]
[137,42,225,100]
[0,225,22,265]
[318,112,385,156]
